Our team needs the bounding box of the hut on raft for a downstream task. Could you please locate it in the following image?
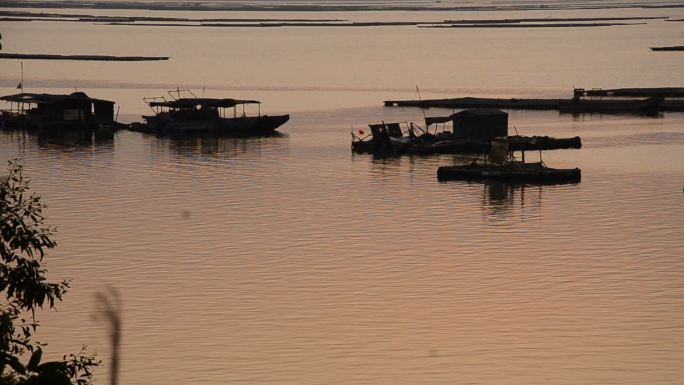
[0,92,117,131]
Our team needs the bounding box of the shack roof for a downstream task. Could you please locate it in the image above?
[148,98,261,109]
[0,92,114,105]
[453,108,507,117]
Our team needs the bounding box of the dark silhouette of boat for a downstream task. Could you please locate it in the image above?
[504,135,581,151]
[559,95,662,114]
[131,89,289,136]
[0,91,120,132]
[384,87,683,112]
[352,109,581,157]
[438,161,581,184]
[437,138,581,185]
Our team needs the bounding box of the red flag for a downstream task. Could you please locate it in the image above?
[358,129,365,135]
[16,82,22,89]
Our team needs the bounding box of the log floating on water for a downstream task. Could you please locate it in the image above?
[420,22,645,28]
[0,53,169,61]
[384,97,565,110]
[650,46,684,51]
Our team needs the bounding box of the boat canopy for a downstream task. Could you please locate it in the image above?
[424,114,454,126]
[0,92,114,105]
[148,98,261,109]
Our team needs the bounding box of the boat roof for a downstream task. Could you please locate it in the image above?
[424,115,454,126]
[425,108,507,126]
[0,92,114,104]
[148,98,261,109]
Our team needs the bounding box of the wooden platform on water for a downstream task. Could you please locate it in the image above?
[0,53,169,61]
[650,46,684,51]
[384,95,684,112]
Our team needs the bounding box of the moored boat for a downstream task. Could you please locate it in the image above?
[132,89,289,136]
[437,138,581,185]
[503,135,581,151]
[351,109,582,157]
[0,92,120,132]
[437,161,581,184]
[558,96,662,114]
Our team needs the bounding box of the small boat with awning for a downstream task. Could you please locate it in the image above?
[0,91,120,132]
[351,109,581,157]
[131,89,289,136]
[437,138,581,185]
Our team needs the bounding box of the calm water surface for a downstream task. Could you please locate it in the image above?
[1,4,684,385]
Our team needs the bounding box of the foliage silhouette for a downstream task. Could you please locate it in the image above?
[1,159,99,385]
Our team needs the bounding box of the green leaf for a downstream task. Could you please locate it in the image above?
[4,353,26,374]
[36,360,66,373]
[28,348,42,371]
[35,369,73,385]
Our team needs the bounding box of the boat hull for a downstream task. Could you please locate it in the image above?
[437,163,581,185]
[135,114,289,136]
[352,135,581,157]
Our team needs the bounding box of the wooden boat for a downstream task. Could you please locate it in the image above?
[558,96,662,114]
[437,138,581,185]
[351,121,487,156]
[0,92,120,132]
[437,161,581,184]
[504,135,581,151]
[351,118,581,157]
[133,89,289,136]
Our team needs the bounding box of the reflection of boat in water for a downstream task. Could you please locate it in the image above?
[152,130,287,159]
[1,127,115,153]
[437,138,581,185]
[352,109,581,157]
[130,89,289,136]
[0,92,121,133]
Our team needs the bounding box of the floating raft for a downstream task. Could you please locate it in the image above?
[385,97,563,110]
[576,87,684,98]
[437,162,582,185]
[0,53,169,61]
[384,96,684,112]
[352,135,581,156]
[650,46,684,51]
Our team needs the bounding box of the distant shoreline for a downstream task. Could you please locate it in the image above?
[0,10,669,28]
[1,0,684,12]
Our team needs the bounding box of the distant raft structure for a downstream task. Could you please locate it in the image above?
[384,87,684,113]
[561,88,663,114]
[128,89,289,136]
[0,91,122,134]
[351,109,581,158]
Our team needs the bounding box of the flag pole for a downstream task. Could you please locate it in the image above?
[416,85,427,132]
[20,61,24,93]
